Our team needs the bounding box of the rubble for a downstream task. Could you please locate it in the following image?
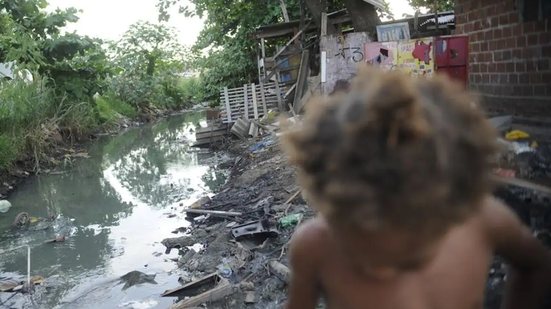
[160,114,550,309]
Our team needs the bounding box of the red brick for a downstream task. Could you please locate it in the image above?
[482,74,490,83]
[485,5,497,16]
[524,47,542,58]
[505,38,516,48]
[523,22,536,34]
[472,63,480,73]
[534,85,546,96]
[497,39,507,49]
[499,14,509,25]
[518,73,529,83]
[506,62,515,72]
[480,41,489,52]
[535,21,546,32]
[511,24,522,36]
[516,36,526,48]
[540,32,551,45]
[529,72,542,83]
[493,28,502,39]
[474,21,483,31]
[494,51,503,61]
[491,16,499,27]
[508,12,519,24]
[489,40,498,50]
[515,62,526,73]
[502,26,512,38]
[508,74,518,84]
[543,46,551,57]
[480,63,488,72]
[484,30,493,41]
[472,42,480,53]
[498,74,508,83]
[537,59,550,71]
[496,63,506,72]
[502,50,512,61]
[527,34,539,45]
[490,74,499,82]
[512,49,522,59]
[489,62,497,72]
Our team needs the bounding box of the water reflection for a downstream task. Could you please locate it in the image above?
[0,111,229,308]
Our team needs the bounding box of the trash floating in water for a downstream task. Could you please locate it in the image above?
[279,213,303,229]
[119,271,157,290]
[0,200,12,213]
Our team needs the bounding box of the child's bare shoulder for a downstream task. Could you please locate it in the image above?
[289,217,331,266]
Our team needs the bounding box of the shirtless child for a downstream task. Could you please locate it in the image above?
[282,68,551,309]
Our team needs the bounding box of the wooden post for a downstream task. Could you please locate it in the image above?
[259,82,268,116]
[251,83,259,119]
[243,84,249,119]
[321,12,328,36]
[260,39,266,79]
[274,81,284,112]
[279,0,290,22]
[223,87,232,123]
[293,50,310,114]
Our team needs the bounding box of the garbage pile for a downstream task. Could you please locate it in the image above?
[161,121,312,308]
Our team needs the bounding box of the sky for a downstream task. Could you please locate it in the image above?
[46,0,416,46]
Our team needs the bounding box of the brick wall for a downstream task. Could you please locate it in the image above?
[455,0,551,117]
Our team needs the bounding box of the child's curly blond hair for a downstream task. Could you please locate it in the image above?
[283,67,498,233]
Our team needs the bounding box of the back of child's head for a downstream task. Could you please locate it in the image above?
[283,67,498,234]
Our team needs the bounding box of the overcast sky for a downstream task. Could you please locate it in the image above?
[46,0,415,46]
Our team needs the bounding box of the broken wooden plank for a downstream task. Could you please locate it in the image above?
[274,80,284,112]
[260,82,268,116]
[293,50,310,114]
[170,280,236,309]
[492,175,551,196]
[231,118,251,139]
[243,84,249,119]
[272,21,312,60]
[251,83,259,119]
[223,87,232,123]
[183,209,243,217]
[321,12,328,36]
[268,260,291,283]
[162,273,220,297]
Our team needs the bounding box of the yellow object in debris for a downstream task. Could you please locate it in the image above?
[29,217,39,224]
[531,141,539,149]
[505,130,530,141]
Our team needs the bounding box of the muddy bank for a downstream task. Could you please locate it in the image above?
[163,130,551,308]
[0,106,203,200]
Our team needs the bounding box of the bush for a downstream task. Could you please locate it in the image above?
[95,94,137,124]
[0,134,21,169]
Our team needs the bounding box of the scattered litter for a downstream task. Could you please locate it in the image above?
[488,115,512,133]
[505,130,530,141]
[279,213,303,229]
[0,200,12,213]
[119,271,157,290]
[183,209,242,218]
[231,220,279,241]
[169,277,236,309]
[217,258,233,278]
[244,291,257,304]
[162,272,222,297]
[268,260,291,283]
[188,196,211,209]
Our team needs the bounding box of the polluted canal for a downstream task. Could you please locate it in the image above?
[0,111,232,308]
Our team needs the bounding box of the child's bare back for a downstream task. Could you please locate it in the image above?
[282,68,551,309]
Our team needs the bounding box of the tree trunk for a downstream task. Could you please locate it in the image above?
[343,0,380,38]
[304,0,337,35]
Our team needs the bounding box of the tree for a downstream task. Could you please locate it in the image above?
[407,0,455,13]
[157,0,393,101]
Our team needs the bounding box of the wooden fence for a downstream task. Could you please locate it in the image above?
[220,82,285,123]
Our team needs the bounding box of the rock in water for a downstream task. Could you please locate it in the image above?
[119,271,157,290]
[0,200,12,213]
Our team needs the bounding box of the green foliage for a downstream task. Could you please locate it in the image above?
[109,21,193,110]
[408,0,455,12]
[0,134,21,169]
[95,95,137,125]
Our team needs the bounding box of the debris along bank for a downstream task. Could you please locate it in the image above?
[161,121,310,308]
[161,111,551,308]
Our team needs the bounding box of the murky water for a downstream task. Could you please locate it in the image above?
[0,111,230,308]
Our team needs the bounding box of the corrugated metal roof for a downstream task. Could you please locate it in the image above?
[362,0,386,11]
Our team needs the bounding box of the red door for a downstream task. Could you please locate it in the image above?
[435,36,469,87]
